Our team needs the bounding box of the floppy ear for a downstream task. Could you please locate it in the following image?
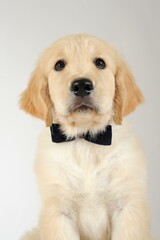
[20,66,53,126]
[113,58,144,124]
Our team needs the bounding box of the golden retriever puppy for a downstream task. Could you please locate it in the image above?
[20,34,152,240]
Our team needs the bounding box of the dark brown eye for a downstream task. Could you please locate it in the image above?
[54,60,65,71]
[94,58,106,69]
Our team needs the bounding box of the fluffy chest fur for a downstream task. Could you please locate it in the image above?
[35,124,146,240]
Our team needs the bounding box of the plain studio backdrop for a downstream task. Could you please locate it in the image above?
[0,0,160,239]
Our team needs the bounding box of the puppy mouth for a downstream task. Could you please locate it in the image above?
[68,96,98,113]
[71,104,96,112]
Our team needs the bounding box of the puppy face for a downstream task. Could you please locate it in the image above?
[20,34,143,136]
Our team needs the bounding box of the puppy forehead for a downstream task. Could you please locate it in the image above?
[45,34,116,60]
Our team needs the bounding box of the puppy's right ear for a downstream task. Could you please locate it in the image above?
[19,65,53,126]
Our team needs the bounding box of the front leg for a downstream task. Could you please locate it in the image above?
[39,200,80,240]
[111,197,151,240]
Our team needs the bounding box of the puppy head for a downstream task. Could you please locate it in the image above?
[20,34,143,137]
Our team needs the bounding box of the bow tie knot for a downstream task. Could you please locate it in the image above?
[50,124,112,146]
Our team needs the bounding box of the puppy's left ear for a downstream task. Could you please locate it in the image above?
[20,65,53,126]
[113,57,144,124]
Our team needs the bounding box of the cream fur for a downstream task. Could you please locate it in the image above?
[21,124,151,240]
[19,34,153,240]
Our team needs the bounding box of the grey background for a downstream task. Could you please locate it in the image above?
[0,0,160,239]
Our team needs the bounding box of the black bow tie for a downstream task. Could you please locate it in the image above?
[50,124,112,146]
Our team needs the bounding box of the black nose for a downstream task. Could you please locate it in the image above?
[71,78,94,97]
